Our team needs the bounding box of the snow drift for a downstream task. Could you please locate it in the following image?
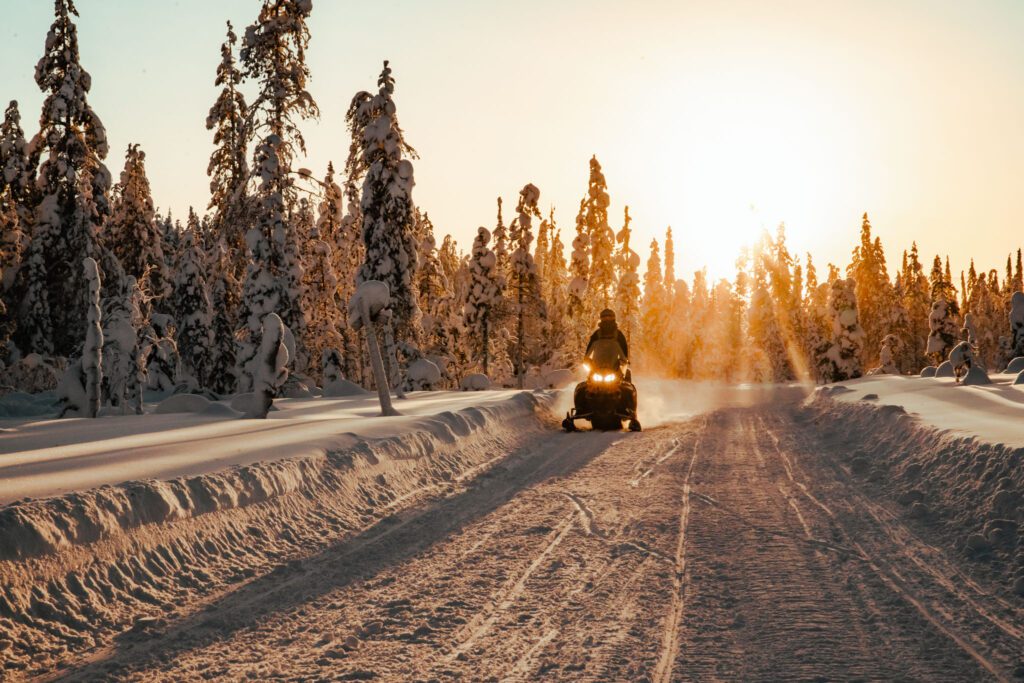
[0,391,549,677]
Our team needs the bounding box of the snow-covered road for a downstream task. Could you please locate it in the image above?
[34,390,1021,682]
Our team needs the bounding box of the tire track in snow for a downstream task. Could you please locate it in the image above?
[447,508,577,660]
[651,427,702,683]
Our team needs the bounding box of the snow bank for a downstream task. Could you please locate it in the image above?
[323,378,370,397]
[153,393,212,414]
[460,373,491,391]
[0,391,549,676]
[808,385,1024,593]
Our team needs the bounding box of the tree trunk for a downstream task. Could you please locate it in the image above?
[383,325,406,399]
[362,298,399,416]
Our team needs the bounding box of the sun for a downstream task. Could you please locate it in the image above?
[639,64,854,280]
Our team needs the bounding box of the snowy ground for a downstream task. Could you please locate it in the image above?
[821,371,1024,447]
[2,379,1023,681]
[0,390,530,504]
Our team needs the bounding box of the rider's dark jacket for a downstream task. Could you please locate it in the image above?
[585,320,629,359]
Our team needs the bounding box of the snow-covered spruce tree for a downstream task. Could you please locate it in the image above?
[158,211,181,266]
[293,194,315,248]
[206,21,250,278]
[0,188,25,298]
[301,224,344,382]
[463,227,503,375]
[326,174,363,382]
[347,61,421,345]
[492,197,510,280]
[415,214,459,382]
[315,162,343,246]
[926,296,959,364]
[508,184,543,388]
[17,0,112,357]
[897,243,931,371]
[821,277,864,382]
[802,255,832,382]
[535,209,550,289]
[105,144,170,303]
[544,226,570,368]
[566,198,590,359]
[236,0,319,390]
[1,100,35,220]
[172,229,215,390]
[248,312,288,419]
[1,101,33,311]
[639,238,668,371]
[664,226,677,301]
[322,348,343,384]
[145,313,179,393]
[334,176,363,301]
[206,239,239,394]
[102,273,146,413]
[868,333,900,375]
[614,206,641,349]
[1009,291,1024,360]
[236,137,307,390]
[57,258,103,416]
[583,156,616,310]
[848,213,893,367]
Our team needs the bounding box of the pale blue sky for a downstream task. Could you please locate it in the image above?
[2,0,1024,281]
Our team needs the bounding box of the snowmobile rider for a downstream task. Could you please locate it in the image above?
[586,309,629,361]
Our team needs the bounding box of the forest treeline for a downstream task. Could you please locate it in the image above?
[2,0,1022,407]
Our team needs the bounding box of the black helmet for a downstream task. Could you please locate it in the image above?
[599,308,616,321]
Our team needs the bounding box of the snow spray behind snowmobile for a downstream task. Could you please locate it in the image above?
[562,337,641,432]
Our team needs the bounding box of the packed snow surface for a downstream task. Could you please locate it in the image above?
[0,390,528,504]
[825,372,1024,446]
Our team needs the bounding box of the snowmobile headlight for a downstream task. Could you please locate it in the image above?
[602,373,616,383]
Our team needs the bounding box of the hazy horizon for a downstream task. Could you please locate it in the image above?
[2,0,1023,284]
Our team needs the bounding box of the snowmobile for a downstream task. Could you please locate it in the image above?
[562,337,641,432]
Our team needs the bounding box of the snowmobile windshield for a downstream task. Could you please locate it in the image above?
[587,338,625,371]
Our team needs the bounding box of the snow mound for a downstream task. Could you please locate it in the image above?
[154,393,212,414]
[407,358,442,390]
[1005,357,1024,374]
[280,380,314,399]
[960,366,991,386]
[461,373,491,391]
[920,366,937,378]
[1014,370,1024,386]
[934,361,955,378]
[323,379,370,397]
